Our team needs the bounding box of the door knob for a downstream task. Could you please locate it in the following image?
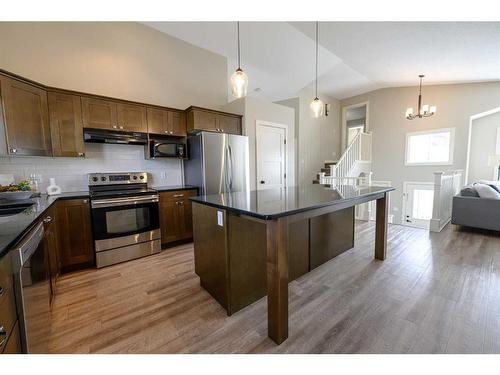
[260,180,265,184]
[10,148,17,154]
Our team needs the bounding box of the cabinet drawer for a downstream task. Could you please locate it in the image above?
[161,189,197,202]
[0,270,17,348]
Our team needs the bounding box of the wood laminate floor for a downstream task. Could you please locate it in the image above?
[48,222,500,353]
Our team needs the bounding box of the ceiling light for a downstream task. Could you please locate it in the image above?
[406,75,436,120]
[310,21,324,118]
[230,22,248,98]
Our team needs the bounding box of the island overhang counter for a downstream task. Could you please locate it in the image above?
[190,184,395,344]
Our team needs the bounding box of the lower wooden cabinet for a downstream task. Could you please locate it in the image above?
[56,198,94,272]
[159,189,197,245]
[42,206,60,295]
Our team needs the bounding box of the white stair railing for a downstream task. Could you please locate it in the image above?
[430,170,463,232]
[331,132,372,178]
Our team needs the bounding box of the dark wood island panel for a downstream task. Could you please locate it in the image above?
[192,202,355,315]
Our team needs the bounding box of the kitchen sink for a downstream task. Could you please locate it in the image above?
[0,201,35,216]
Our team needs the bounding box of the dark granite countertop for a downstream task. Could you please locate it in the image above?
[153,185,198,192]
[190,185,395,220]
[0,192,89,260]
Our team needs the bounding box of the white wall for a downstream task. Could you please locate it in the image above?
[0,22,228,109]
[221,96,295,190]
[341,81,500,224]
[277,85,341,186]
[469,111,500,182]
[0,144,183,192]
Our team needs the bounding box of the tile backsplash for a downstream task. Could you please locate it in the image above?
[0,143,183,192]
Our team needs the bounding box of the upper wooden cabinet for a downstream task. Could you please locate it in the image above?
[81,97,117,131]
[186,106,242,135]
[0,76,52,156]
[48,92,85,157]
[116,103,147,132]
[146,107,186,136]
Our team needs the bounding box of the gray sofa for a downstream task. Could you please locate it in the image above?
[451,190,500,231]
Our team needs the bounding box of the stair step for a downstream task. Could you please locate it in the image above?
[312,179,320,184]
[320,168,331,174]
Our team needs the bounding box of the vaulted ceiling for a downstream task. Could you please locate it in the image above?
[144,22,500,102]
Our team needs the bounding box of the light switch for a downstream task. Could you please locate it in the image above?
[217,210,224,227]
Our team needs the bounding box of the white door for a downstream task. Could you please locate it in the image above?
[403,182,434,229]
[256,122,286,190]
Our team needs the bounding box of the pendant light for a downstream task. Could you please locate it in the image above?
[405,74,436,120]
[310,21,324,118]
[230,21,248,98]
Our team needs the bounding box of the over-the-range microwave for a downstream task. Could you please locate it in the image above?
[149,140,186,159]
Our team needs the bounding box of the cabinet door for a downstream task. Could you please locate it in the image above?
[43,207,59,296]
[1,76,51,156]
[81,97,117,130]
[191,109,217,131]
[48,92,84,157]
[169,111,187,136]
[56,199,94,271]
[116,103,147,132]
[159,195,180,244]
[146,107,169,135]
[217,115,241,134]
[179,190,197,239]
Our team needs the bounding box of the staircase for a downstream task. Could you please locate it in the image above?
[314,131,372,185]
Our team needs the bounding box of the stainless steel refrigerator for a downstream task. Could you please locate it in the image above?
[185,132,250,195]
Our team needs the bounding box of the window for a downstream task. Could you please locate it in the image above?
[405,128,455,165]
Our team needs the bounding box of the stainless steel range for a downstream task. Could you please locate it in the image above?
[88,172,161,268]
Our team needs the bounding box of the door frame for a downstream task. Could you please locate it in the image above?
[255,120,288,190]
[402,181,434,229]
[341,101,370,153]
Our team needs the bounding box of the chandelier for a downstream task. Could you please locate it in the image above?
[405,74,436,120]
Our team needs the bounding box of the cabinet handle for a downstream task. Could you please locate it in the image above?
[78,152,85,157]
[10,148,17,154]
[173,194,184,198]
[164,130,168,134]
[112,125,118,129]
[43,216,53,224]
[0,326,6,348]
[119,126,124,130]
[0,285,4,296]
[83,199,88,204]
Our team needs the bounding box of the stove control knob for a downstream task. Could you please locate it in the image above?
[133,175,138,180]
[101,176,107,182]
[139,175,145,180]
[92,177,98,182]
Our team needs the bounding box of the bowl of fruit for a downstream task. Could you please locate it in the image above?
[0,181,33,200]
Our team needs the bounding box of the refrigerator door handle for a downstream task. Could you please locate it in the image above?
[228,144,234,191]
[224,145,230,193]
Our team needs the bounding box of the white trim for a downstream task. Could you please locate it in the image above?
[401,181,434,228]
[255,120,288,190]
[341,101,370,153]
[465,106,500,184]
[404,127,455,166]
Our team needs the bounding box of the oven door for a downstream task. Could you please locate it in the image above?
[91,195,160,251]
[154,142,180,157]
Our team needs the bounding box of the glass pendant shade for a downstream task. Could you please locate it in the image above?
[310,97,324,118]
[231,68,248,98]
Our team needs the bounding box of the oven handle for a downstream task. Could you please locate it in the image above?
[91,195,159,208]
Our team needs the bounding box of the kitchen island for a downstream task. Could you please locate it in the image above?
[190,184,395,344]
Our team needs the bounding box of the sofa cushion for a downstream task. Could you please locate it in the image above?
[474,183,500,199]
[460,186,479,197]
[479,180,500,193]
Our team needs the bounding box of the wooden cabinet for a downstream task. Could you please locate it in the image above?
[81,97,117,130]
[116,103,147,132]
[0,76,52,156]
[0,251,19,354]
[1,321,21,354]
[159,189,197,245]
[42,207,60,295]
[186,107,242,135]
[82,98,147,133]
[48,92,85,157]
[146,107,186,136]
[56,199,94,272]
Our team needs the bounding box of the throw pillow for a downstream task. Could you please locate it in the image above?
[474,183,500,199]
[460,186,479,197]
[479,180,500,193]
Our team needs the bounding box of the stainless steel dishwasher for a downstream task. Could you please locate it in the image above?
[12,221,51,353]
